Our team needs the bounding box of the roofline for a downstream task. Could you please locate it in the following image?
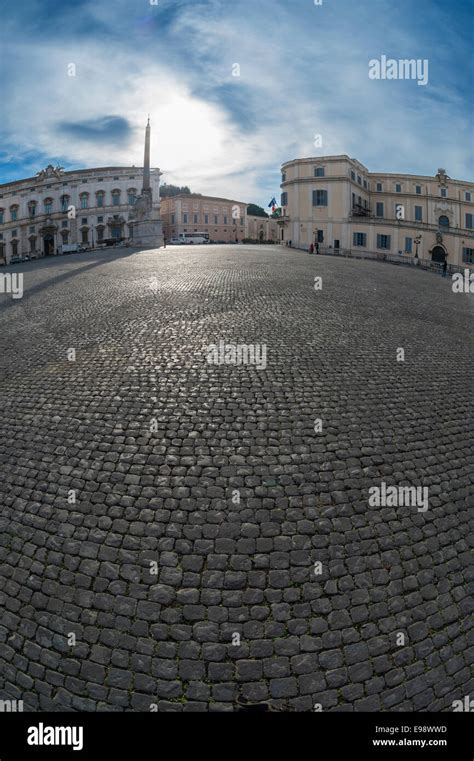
[281,156,473,185]
[0,166,161,191]
[282,155,368,170]
[161,193,248,205]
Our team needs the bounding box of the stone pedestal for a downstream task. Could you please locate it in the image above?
[130,219,164,249]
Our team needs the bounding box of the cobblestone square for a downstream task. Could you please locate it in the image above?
[0,245,472,712]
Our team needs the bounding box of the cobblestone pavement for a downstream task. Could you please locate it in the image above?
[0,245,472,712]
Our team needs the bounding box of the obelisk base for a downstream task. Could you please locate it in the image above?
[130,220,164,249]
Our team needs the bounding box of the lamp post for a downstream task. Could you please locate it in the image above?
[414,235,422,266]
[414,235,422,258]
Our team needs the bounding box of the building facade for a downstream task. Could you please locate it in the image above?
[245,214,279,242]
[0,164,161,264]
[161,194,247,243]
[279,156,474,267]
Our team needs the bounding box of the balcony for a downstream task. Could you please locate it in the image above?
[351,203,372,218]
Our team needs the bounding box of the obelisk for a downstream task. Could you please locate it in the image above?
[142,117,151,196]
[129,118,164,249]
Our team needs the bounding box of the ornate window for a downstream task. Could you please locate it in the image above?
[44,198,53,214]
[96,191,105,208]
[60,195,70,213]
[127,188,137,206]
[61,231,69,244]
[29,236,37,253]
[81,229,89,243]
[111,189,121,206]
[80,193,89,209]
[0,209,4,224]
[438,215,449,229]
[10,204,19,221]
[28,201,37,218]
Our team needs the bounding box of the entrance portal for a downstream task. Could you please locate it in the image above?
[431,245,446,263]
[43,234,55,256]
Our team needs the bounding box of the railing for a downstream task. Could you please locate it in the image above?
[350,204,372,217]
[302,246,470,274]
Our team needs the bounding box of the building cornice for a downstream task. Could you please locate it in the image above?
[0,167,161,193]
[281,157,473,188]
[280,176,474,200]
[161,194,248,206]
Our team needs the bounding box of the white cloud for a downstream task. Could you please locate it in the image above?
[1,0,472,205]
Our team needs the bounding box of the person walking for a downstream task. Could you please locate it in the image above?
[442,259,447,277]
[309,243,314,255]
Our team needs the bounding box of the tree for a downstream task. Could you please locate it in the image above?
[160,184,192,198]
[247,203,269,218]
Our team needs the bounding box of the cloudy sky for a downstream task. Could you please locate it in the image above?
[0,0,472,207]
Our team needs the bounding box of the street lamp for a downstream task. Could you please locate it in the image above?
[414,235,422,258]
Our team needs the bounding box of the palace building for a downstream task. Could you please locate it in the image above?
[161,194,247,243]
[0,162,162,264]
[278,156,474,267]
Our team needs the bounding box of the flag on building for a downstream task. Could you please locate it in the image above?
[268,197,277,213]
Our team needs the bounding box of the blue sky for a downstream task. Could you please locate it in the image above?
[0,0,472,207]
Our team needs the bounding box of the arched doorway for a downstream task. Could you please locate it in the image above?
[431,245,446,263]
[43,234,55,256]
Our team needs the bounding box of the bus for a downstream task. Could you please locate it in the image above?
[177,233,210,244]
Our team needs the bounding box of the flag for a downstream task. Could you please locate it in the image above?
[268,197,277,212]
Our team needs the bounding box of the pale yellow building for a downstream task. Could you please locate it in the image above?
[279,156,474,267]
[161,194,247,243]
